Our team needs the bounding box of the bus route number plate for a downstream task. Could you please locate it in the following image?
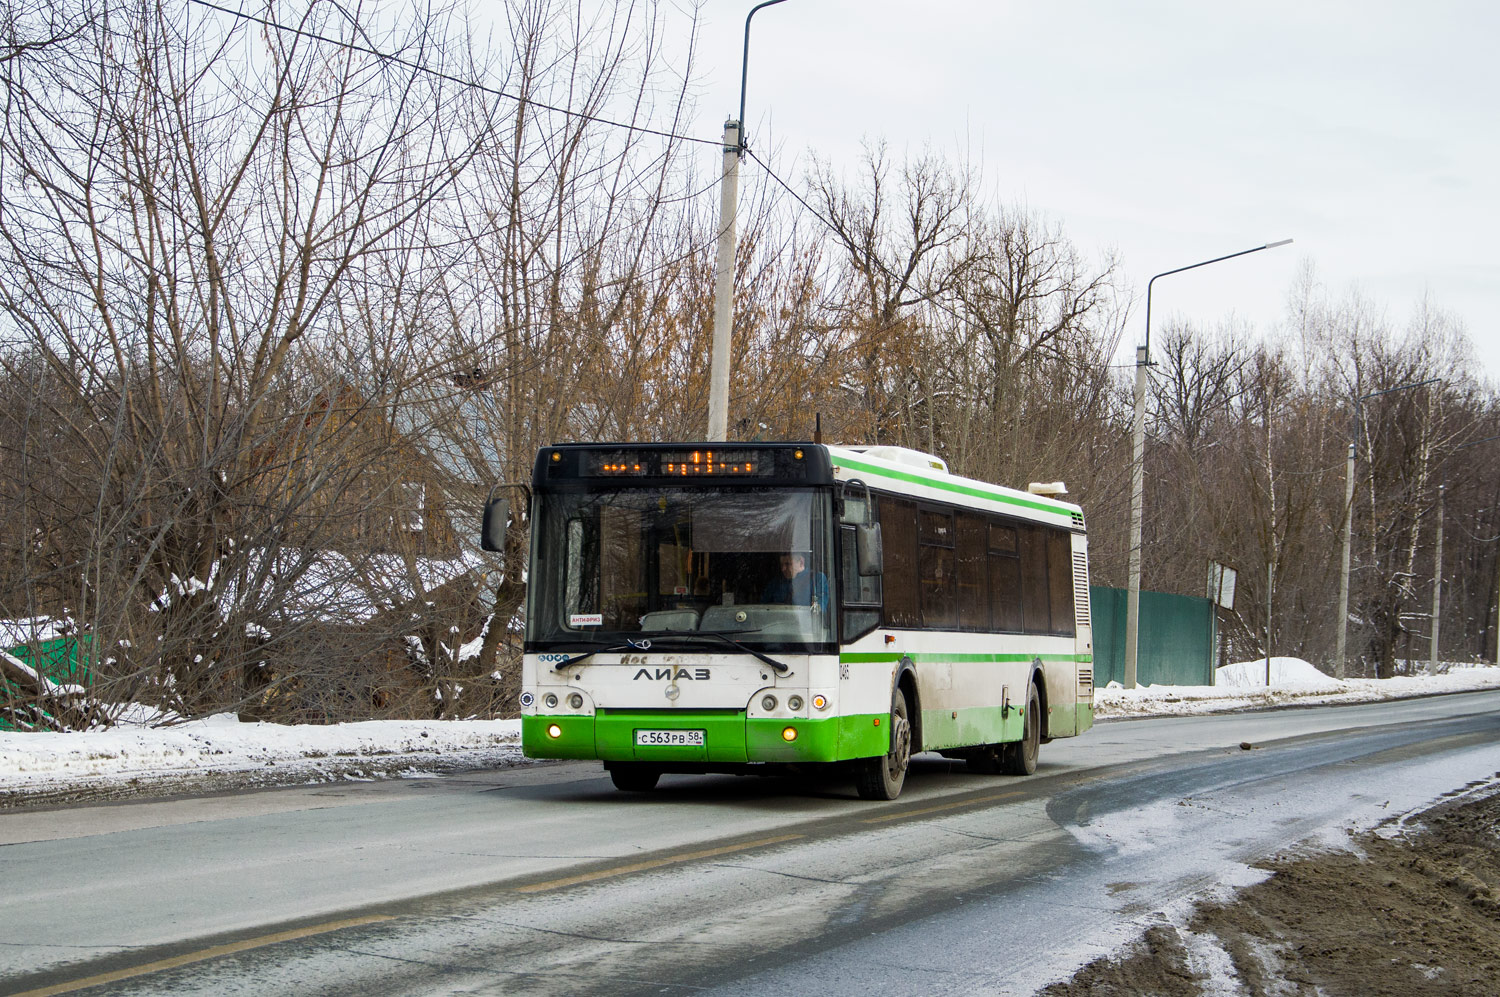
[635,729,705,747]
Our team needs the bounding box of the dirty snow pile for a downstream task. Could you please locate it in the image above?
[0,714,522,803]
[1095,657,1500,718]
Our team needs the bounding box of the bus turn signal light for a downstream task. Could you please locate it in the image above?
[812,695,828,710]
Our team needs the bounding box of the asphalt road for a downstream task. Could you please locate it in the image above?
[4,691,1499,996]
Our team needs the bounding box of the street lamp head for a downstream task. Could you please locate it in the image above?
[1141,236,1295,364]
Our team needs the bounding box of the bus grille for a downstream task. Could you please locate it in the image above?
[1072,551,1091,629]
[1078,667,1093,695]
[1071,511,1085,530]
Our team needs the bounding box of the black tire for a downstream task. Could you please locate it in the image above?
[1001,681,1041,776]
[608,763,661,792]
[854,687,912,800]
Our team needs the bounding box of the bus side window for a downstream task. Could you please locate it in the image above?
[879,497,920,628]
[988,522,1022,632]
[1019,525,1051,633]
[840,524,882,641]
[1047,528,1077,635]
[841,525,881,606]
[956,513,987,631]
[918,508,956,628]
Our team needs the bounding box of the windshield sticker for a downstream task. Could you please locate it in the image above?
[570,613,604,627]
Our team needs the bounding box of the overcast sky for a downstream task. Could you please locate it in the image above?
[673,0,1496,375]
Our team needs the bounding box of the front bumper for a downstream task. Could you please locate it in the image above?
[522,709,889,764]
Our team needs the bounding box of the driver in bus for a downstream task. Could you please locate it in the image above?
[761,552,829,612]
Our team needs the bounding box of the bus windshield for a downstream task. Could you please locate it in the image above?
[528,487,835,648]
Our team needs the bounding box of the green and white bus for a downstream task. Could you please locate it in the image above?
[485,442,1093,799]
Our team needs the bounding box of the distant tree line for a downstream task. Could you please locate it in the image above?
[0,0,1492,726]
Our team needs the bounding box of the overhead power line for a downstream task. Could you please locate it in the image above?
[187,0,722,150]
[188,3,865,253]
[744,147,839,238]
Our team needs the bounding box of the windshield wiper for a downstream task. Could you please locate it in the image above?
[654,629,790,674]
[552,638,656,671]
[548,631,791,674]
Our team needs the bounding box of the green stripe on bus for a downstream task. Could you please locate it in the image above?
[831,455,1074,517]
[840,651,1092,664]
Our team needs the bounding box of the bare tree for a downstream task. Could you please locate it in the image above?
[0,0,500,721]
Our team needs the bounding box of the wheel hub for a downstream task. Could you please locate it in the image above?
[889,714,911,774]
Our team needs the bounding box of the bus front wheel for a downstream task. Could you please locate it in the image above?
[608,763,661,792]
[1001,681,1041,776]
[854,687,912,800]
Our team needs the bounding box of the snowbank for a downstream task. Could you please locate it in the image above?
[1218,656,1339,689]
[1095,658,1500,718]
[0,714,521,804]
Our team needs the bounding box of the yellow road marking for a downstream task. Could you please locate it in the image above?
[12,915,394,997]
[862,790,1024,823]
[516,833,806,893]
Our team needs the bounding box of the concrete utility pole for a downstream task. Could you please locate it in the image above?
[1430,484,1444,672]
[705,119,740,442]
[1335,441,1356,678]
[1124,344,1147,689]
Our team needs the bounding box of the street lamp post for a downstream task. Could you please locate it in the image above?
[706,0,789,442]
[1123,239,1292,690]
[1333,378,1441,678]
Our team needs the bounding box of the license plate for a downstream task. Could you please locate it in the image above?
[635,729,705,747]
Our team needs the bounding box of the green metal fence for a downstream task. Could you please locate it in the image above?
[2,636,91,731]
[1090,586,1217,687]
[5,636,90,684]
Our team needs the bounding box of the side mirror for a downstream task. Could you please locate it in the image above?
[856,523,883,576]
[481,497,509,553]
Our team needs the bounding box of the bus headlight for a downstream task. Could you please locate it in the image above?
[762,695,778,712]
[787,695,804,711]
[547,723,562,738]
[812,695,828,711]
[568,693,584,709]
[781,726,797,742]
[543,693,559,709]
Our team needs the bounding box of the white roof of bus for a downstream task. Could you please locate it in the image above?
[825,445,1084,522]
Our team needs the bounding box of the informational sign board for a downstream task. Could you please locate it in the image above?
[1207,560,1237,611]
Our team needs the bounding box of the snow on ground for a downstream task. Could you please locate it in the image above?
[1095,657,1500,718]
[3,658,1498,805]
[0,714,521,805]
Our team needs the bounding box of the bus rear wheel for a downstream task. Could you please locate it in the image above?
[1001,681,1041,776]
[608,763,661,792]
[854,687,912,800]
